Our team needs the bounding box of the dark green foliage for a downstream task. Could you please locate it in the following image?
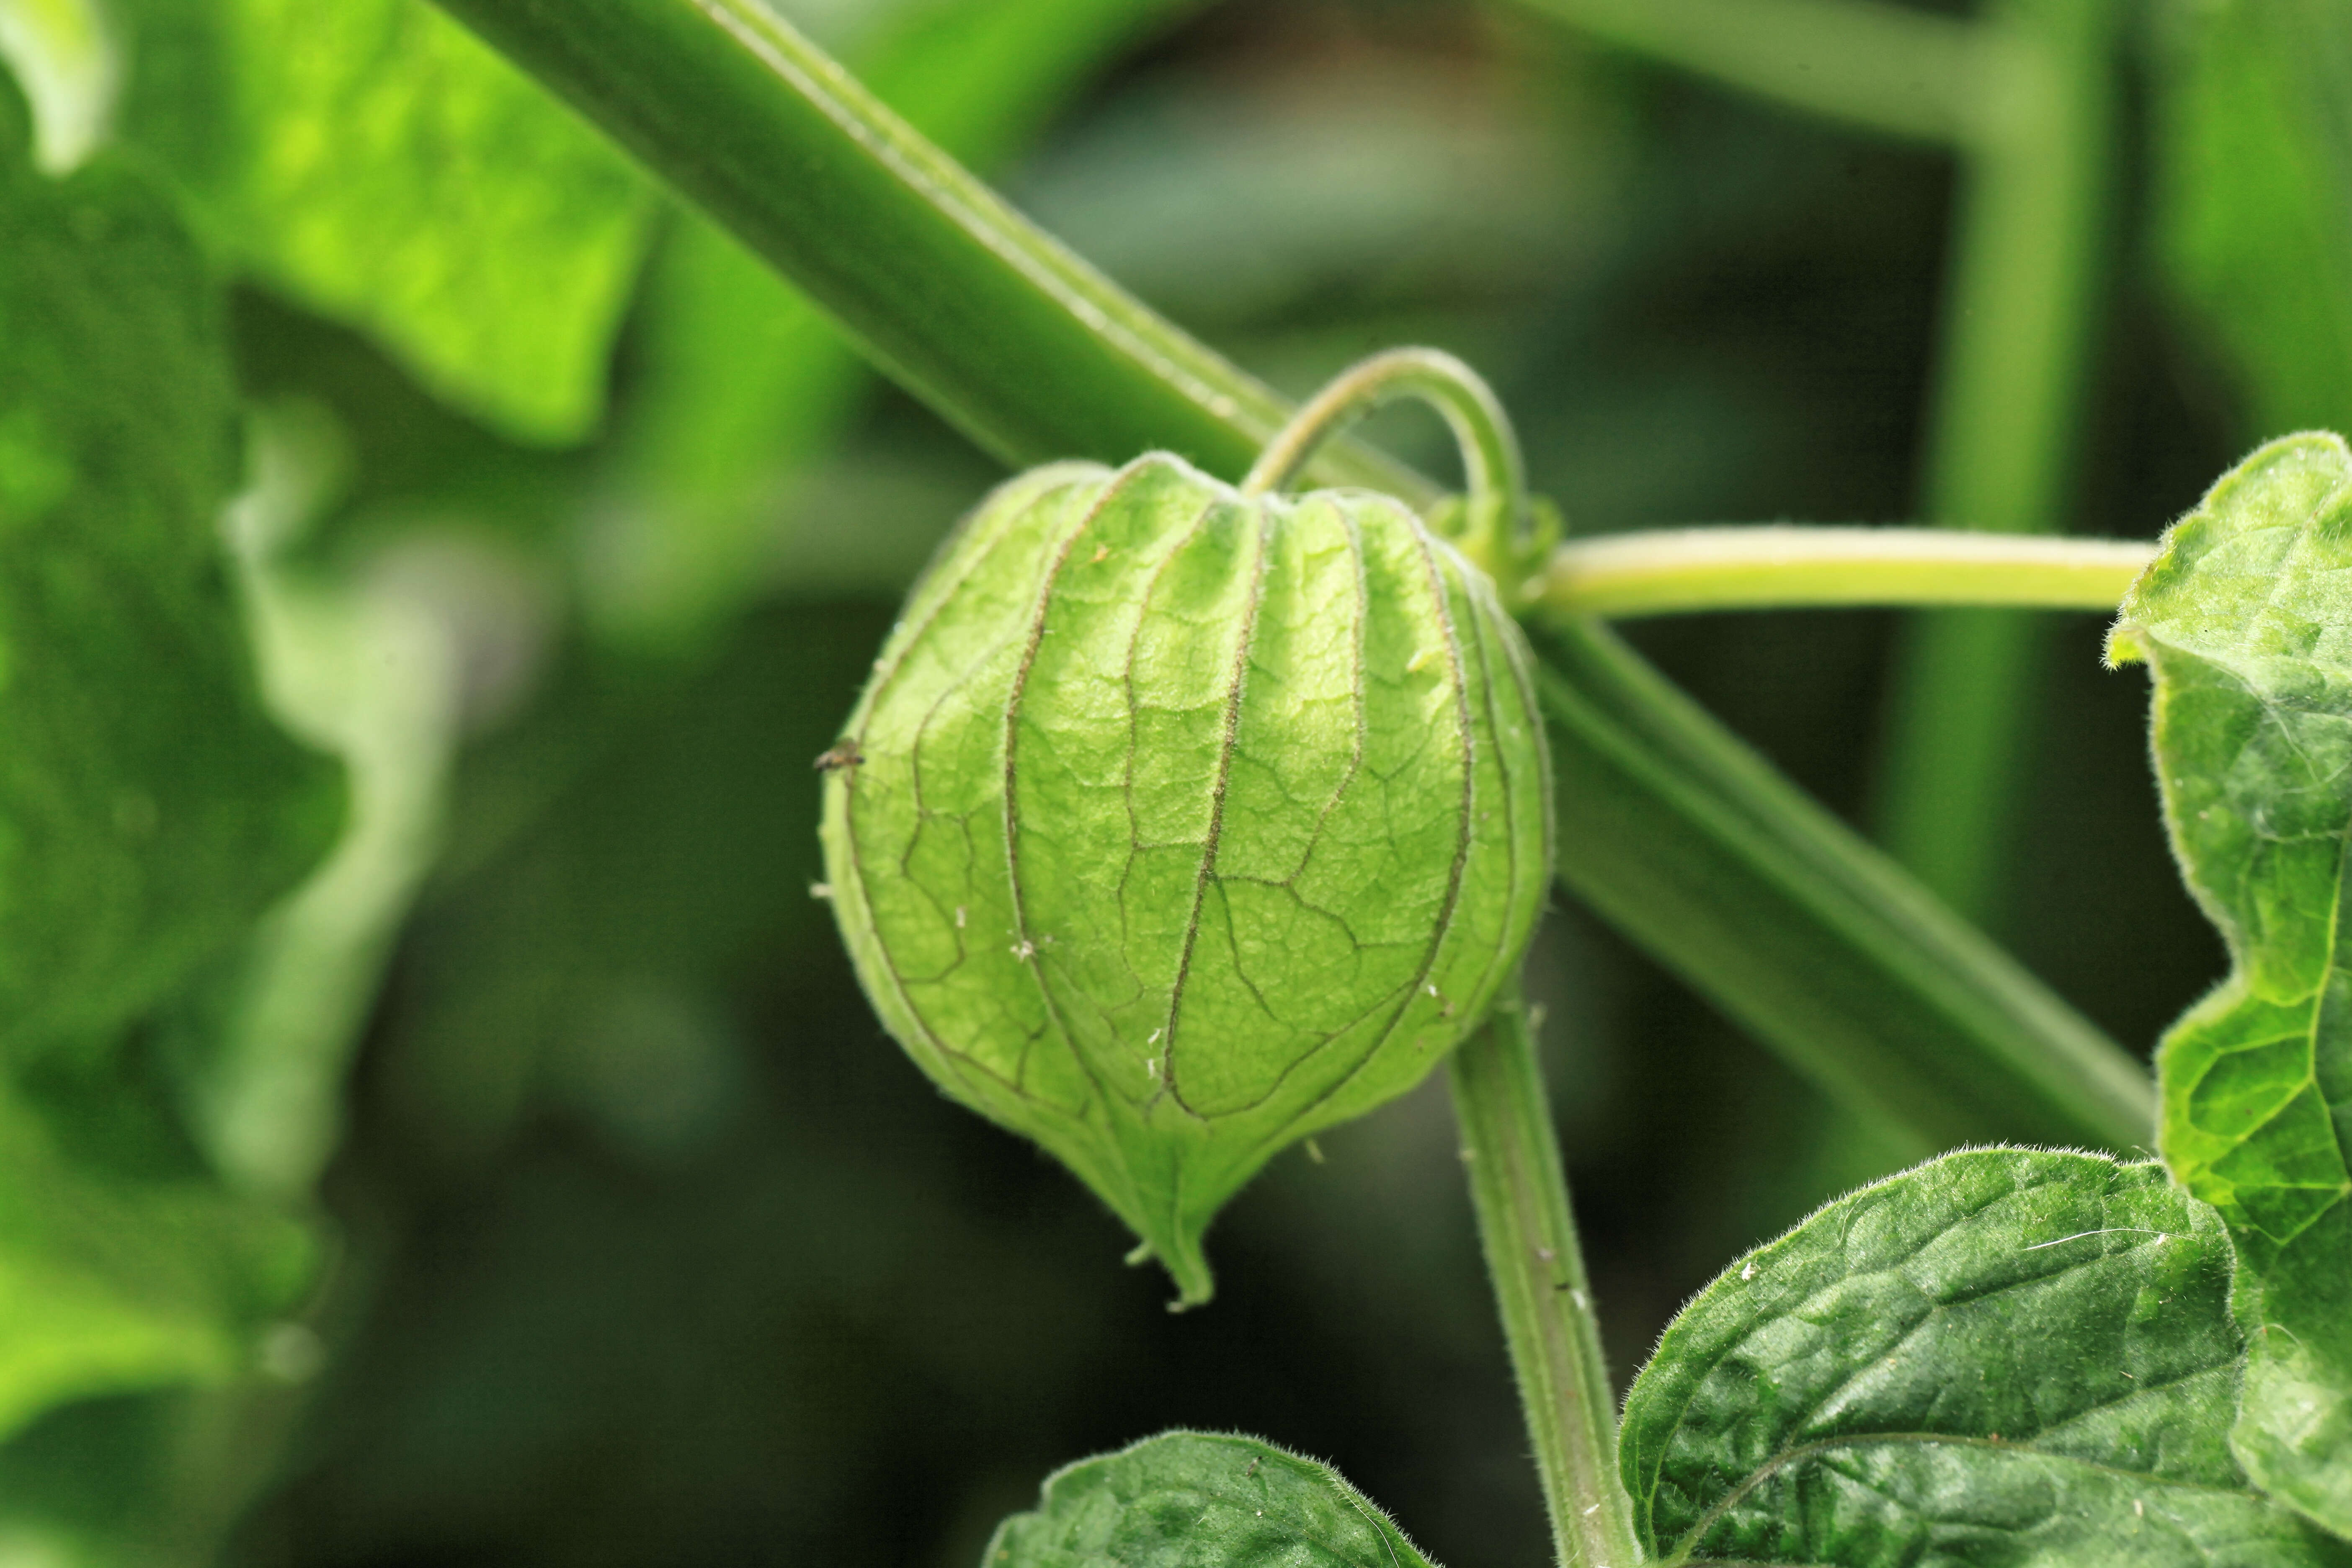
[3,1,2350,1564]
[0,80,333,1545]
[0,90,340,1062]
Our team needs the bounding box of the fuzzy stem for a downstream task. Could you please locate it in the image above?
[1533,526,2151,620]
[1449,983,1642,1568]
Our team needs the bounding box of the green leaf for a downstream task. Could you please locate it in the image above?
[0,1079,311,1442]
[112,0,656,444]
[2151,0,2352,442]
[984,1430,1439,1568]
[1620,1147,2344,1568]
[0,92,342,1055]
[2109,432,2352,1537]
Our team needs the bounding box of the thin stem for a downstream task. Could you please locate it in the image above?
[1449,982,1641,1568]
[1533,526,2151,620]
[1242,347,1524,514]
[1511,0,1992,149]
[1243,347,1550,601]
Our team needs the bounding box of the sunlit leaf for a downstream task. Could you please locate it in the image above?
[2109,433,2352,1537]
[1621,1147,2344,1568]
[113,0,656,444]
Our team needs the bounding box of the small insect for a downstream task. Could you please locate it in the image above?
[813,739,865,774]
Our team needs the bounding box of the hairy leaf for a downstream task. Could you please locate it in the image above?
[985,1430,1438,1568]
[2109,433,2352,1536]
[2151,0,2352,441]
[1620,1148,2342,1568]
[112,0,655,444]
[0,91,341,1055]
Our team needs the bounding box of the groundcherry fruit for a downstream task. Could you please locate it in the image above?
[820,351,1553,1304]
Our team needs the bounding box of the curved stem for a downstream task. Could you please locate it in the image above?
[1243,347,1524,520]
[1449,982,1642,1568]
[1534,526,2151,620]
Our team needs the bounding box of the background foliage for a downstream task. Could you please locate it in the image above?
[1,0,2348,1563]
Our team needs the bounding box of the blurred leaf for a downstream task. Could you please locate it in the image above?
[2151,0,2352,440]
[170,404,463,1199]
[591,0,1206,647]
[1009,60,1596,328]
[0,1081,311,1445]
[111,0,657,444]
[2108,433,2352,1538]
[985,1431,1439,1568]
[0,90,342,1057]
[1620,1147,2345,1568]
[0,0,116,172]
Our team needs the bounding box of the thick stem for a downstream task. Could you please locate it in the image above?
[428,0,1433,503]
[1449,982,1641,1568]
[1534,526,2151,620]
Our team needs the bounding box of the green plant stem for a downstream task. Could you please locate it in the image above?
[1875,0,2120,925]
[1448,982,1640,1568]
[1535,526,2151,619]
[428,0,1431,503]
[1510,0,1989,148]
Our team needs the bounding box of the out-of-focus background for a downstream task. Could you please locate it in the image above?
[0,0,2343,1563]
